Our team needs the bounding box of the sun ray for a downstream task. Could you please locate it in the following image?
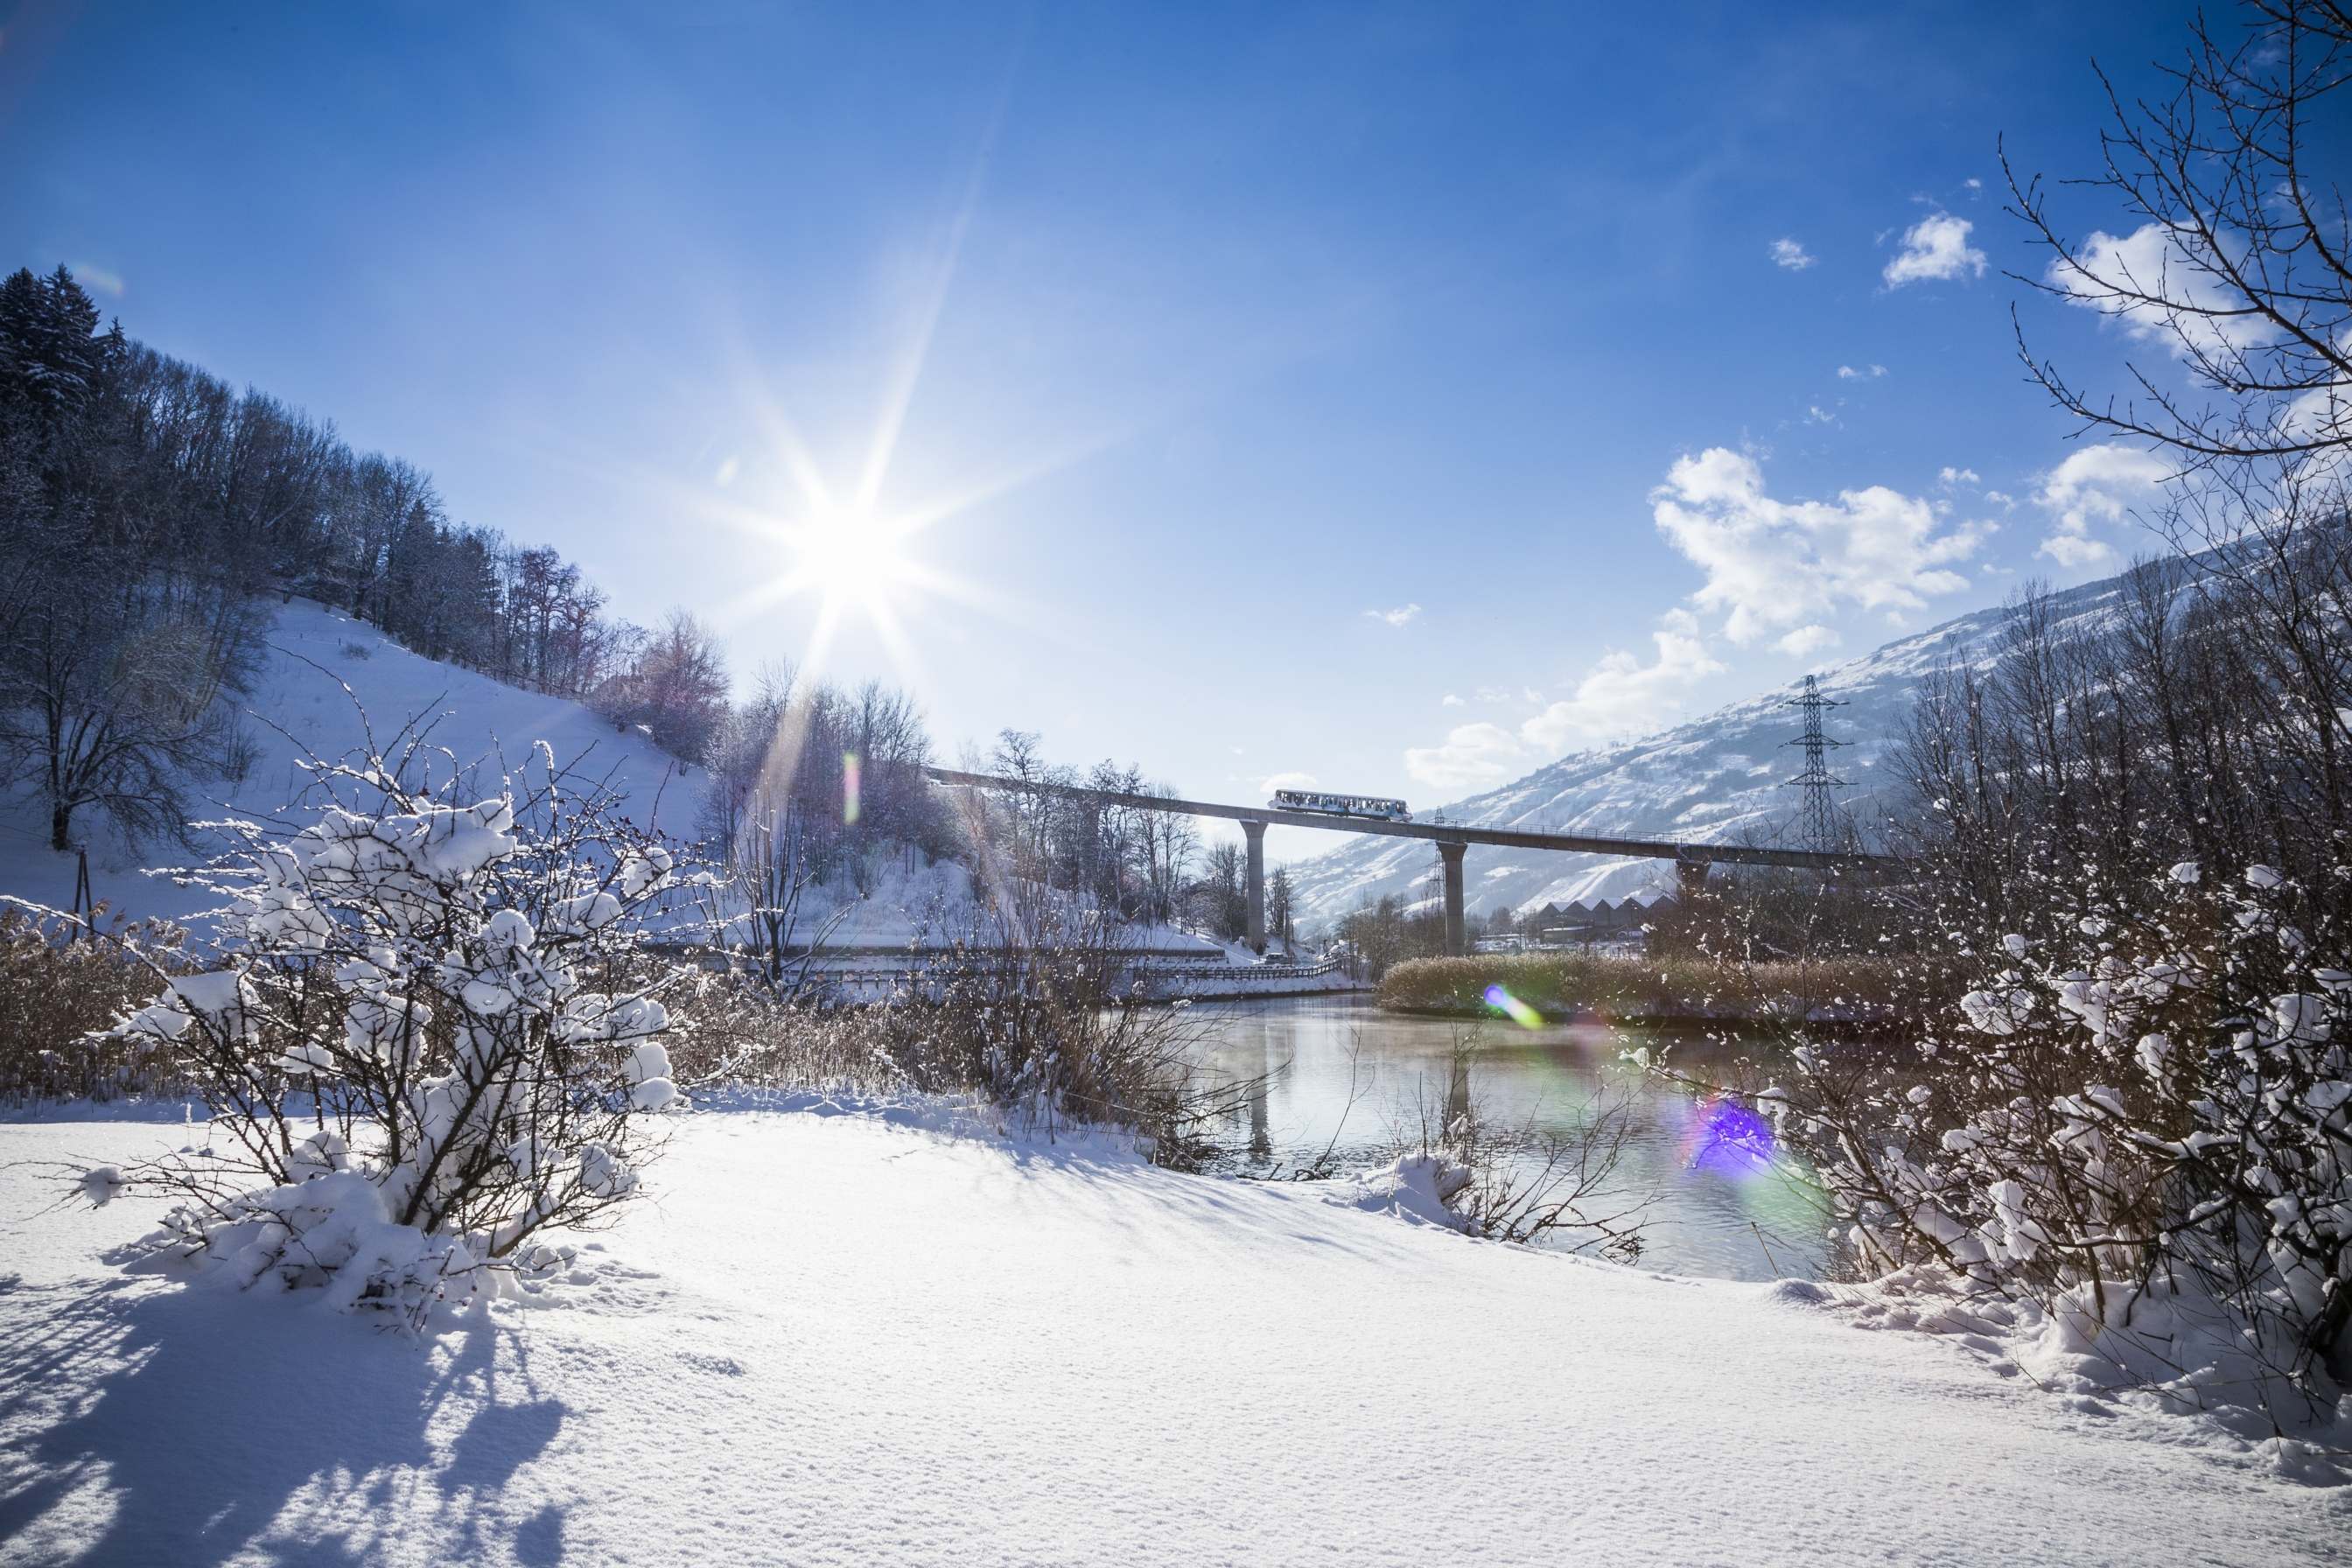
[801,593,846,674]
[886,422,1141,538]
[852,43,1018,514]
[861,594,921,688]
[760,407,837,513]
[712,565,825,623]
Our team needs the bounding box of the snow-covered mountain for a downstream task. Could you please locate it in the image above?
[1284,568,2136,929]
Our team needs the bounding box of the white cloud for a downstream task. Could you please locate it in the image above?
[1651,447,1988,643]
[1261,771,1318,794]
[1775,624,1841,657]
[2033,443,2173,566]
[1364,603,1421,626]
[1517,612,1728,752]
[1404,722,1526,791]
[1964,178,1983,190]
[1441,692,1464,706]
[2037,535,2111,569]
[2049,222,2275,360]
[1884,214,1986,287]
[1407,614,1731,786]
[1938,466,1980,486]
[1805,405,1840,426]
[1837,364,1886,381]
[1770,238,1816,270]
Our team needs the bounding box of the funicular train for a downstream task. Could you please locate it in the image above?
[1268,788,1412,822]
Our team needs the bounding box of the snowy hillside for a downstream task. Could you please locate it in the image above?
[1285,569,2133,928]
[0,600,690,928]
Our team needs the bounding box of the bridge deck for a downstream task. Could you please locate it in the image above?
[922,767,1890,873]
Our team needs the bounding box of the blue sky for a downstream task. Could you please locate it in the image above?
[1,0,2203,842]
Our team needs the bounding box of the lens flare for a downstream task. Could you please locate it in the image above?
[68,263,124,298]
[1683,1096,1776,1180]
[1482,984,1546,1031]
[843,752,861,825]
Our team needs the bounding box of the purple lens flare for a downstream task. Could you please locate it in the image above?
[1683,1095,1777,1180]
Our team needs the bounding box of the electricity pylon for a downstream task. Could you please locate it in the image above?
[1782,674,1852,851]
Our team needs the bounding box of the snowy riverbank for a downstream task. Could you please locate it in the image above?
[3,1103,2345,1565]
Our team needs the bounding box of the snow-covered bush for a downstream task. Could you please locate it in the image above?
[91,738,698,1328]
[1760,859,2352,1401]
[1681,540,2352,1419]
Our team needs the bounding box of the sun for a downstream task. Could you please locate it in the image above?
[712,489,972,678]
[663,96,1109,685]
[794,508,911,607]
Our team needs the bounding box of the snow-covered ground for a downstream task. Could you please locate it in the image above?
[4,1103,2342,1566]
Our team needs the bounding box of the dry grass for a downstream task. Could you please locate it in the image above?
[0,904,194,1104]
[634,948,1231,1166]
[1375,951,1916,1023]
[666,970,914,1097]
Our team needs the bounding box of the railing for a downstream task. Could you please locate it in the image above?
[1138,956,1348,990]
[759,951,1350,1005]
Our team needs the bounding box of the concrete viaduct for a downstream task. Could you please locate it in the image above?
[924,766,1894,959]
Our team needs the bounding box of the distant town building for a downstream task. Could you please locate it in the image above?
[1527,897,1665,948]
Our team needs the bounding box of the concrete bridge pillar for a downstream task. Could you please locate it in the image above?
[1439,841,1467,956]
[1677,858,1711,898]
[1243,819,1267,954]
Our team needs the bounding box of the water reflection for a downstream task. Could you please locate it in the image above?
[1187,995,1831,1283]
[1247,1026,1271,1158]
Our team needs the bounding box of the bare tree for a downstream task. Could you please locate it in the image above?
[1268,867,1295,953]
[2,572,265,851]
[592,608,732,763]
[2009,0,2351,468]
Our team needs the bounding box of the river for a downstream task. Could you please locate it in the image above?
[1187,994,1833,1282]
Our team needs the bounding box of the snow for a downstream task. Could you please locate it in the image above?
[1326,1151,1475,1229]
[4,1105,2345,1565]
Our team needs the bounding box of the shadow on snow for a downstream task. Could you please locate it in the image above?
[0,1271,570,1565]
